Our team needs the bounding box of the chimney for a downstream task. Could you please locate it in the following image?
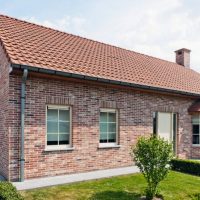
[175,48,191,68]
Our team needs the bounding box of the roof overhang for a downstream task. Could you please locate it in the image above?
[11,63,200,98]
[188,101,200,112]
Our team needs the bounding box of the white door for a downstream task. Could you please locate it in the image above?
[157,112,173,142]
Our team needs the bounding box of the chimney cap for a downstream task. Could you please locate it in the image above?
[174,48,191,53]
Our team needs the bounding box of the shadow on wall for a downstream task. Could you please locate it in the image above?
[0,175,5,181]
[89,190,140,200]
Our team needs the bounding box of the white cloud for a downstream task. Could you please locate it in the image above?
[22,15,87,35]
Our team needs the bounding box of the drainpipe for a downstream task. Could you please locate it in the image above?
[20,69,28,182]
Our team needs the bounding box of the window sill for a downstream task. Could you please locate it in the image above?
[45,147,75,152]
[192,145,200,147]
[98,144,121,149]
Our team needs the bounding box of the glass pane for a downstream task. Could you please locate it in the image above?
[157,112,171,142]
[100,132,107,143]
[109,123,116,132]
[193,125,199,134]
[193,135,199,144]
[100,123,108,133]
[47,109,58,121]
[100,112,107,122]
[108,113,116,122]
[47,121,58,133]
[47,134,58,145]
[59,122,70,133]
[59,134,70,145]
[59,110,69,121]
[108,132,116,143]
[192,115,199,124]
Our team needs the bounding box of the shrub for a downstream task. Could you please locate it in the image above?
[171,159,200,176]
[132,135,173,200]
[0,182,24,200]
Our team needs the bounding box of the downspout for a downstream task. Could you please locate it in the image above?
[20,69,28,182]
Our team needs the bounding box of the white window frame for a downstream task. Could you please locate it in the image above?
[99,108,118,147]
[192,114,200,146]
[45,105,72,151]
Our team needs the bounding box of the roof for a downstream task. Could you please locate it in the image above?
[1,14,200,96]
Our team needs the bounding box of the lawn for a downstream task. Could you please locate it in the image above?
[21,171,200,200]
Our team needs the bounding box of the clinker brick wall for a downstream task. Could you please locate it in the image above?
[0,44,10,180]
[8,72,197,181]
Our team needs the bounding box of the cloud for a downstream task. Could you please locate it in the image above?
[22,15,87,35]
[94,0,200,71]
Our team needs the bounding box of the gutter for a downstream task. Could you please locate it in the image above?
[20,69,28,182]
[11,63,200,97]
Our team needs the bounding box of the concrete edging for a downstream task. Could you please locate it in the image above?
[13,166,139,190]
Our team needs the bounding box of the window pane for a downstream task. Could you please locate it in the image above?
[157,112,171,142]
[193,135,199,144]
[59,122,70,133]
[108,132,116,142]
[193,125,199,134]
[47,121,58,133]
[59,134,70,145]
[47,109,58,121]
[192,115,199,124]
[109,123,116,132]
[108,113,116,122]
[59,110,69,121]
[100,123,107,133]
[47,134,58,145]
[100,132,107,143]
[100,112,107,122]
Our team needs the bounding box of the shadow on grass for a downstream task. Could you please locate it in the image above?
[190,193,200,200]
[89,190,141,200]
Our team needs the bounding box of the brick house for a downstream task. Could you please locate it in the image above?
[1,14,200,182]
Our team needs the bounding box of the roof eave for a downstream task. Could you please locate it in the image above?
[11,63,200,98]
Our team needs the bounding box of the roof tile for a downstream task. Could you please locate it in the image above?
[1,14,200,95]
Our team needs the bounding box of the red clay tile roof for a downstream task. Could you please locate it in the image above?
[1,14,200,95]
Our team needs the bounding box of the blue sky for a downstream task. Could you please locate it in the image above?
[1,0,200,71]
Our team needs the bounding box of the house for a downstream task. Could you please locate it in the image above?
[0,14,200,182]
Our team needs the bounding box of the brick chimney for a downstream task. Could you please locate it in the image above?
[175,48,191,68]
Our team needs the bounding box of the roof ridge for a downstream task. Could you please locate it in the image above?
[0,13,185,68]
[1,13,200,96]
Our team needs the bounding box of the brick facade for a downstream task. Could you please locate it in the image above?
[7,71,197,181]
[0,44,10,180]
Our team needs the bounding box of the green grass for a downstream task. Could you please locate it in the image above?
[21,171,200,200]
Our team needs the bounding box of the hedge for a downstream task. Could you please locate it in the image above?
[171,159,200,176]
[0,182,24,200]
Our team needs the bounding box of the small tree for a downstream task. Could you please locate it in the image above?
[132,135,173,200]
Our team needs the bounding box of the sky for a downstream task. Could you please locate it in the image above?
[1,0,200,71]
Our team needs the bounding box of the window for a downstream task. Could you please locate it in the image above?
[99,109,118,146]
[192,115,200,145]
[46,105,71,149]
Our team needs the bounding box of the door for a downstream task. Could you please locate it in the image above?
[157,112,177,153]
